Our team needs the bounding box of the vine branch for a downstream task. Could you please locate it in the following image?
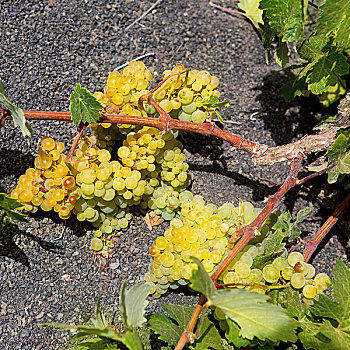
[303,191,350,263]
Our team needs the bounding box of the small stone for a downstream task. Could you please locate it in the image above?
[62,274,71,281]
[36,311,44,319]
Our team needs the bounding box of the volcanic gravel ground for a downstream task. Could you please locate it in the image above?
[0,1,349,349]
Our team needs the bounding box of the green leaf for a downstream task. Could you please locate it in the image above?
[298,260,350,349]
[0,193,22,210]
[274,39,289,67]
[191,317,223,350]
[263,229,285,253]
[226,319,252,347]
[327,133,350,183]
[201,96,229,123]
[42,323,123,344]
[67,338,111,350]
[318,80,347,107]
[189,257,217,299]
[238,0,264,31]
[0,193,29,222]
[122,331,144,350]
[316,0,350,51]
[259,0,306,42]
[312,260,350,324]
[69,83,102,126]
[0,78,33,137]
[297,36,350,95]
[338,150,350,174]
[252,250,282,270]
[148,312,181,346]
[276,288,309,320]
[209,289,297,342]
[91,296,107,328]
[280,74,308,102]
[298,321,331,350]
[119,280,153,330]
[295,207,315,225]
[148,304,222,349]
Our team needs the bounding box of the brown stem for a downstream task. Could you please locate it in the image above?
[175,295,206,350]
[65,124,87,163]
[21,110,264,157]
[296,161,338,186]
[303,192,350,263]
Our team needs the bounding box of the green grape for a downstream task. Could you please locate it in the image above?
[281,267,294,280]
[235,262,251,279]
[239,252,253,267]
[262,264,280,283]
[314,273,331,289]
[91,237,103,251]
[302,284,317,299]
[191,110,206,123]
[250,269,263,282]
[290,273,306,289]
[223,271,239,285]
[272,257,287,271]
[287,252,304,267]
[155,236,168,250]
[160,252,175,268]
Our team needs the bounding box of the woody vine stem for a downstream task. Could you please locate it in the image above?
[1,79,349,349]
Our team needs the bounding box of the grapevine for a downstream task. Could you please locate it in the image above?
[1,57,349,349]
[1,0,350,346]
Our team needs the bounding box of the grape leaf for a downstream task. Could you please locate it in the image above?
[226,319,252,347]
[299,260,350,349]
[119,280,153,330]
[0,193,29,222]
[42,322,123,344]
[67,338,112,350]
[338,150,350,174]
[297,36,350,95]
[209,289,297,342]
[312,260,350,325]
[69,84,102,126]
[91,296,107,328]
[148,304,223,349]
[270,207,314,242]
[238,0,263,31]
[0,78,33,137]
[327,133,350,183]
[318,80,347,107]
[316,0,350,51]
[280,73,308,102]
[201,96,229,124]
[190,257,217,299]
[122,331,144,350]
[274,39,289,67]
[298,321,331,350]
[259,0,307,43]
[276,288,309,320]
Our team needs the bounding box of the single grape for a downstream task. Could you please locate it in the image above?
[290,273,306,289]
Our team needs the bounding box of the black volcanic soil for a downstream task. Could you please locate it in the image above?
[0,1,348,349]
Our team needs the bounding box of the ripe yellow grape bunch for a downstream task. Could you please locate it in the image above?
[10,61,223,255]
[10,137,78,220]
[145,196,259,298]
[91,61,222,151]
[156,64,221,123]
[145,196,331,302]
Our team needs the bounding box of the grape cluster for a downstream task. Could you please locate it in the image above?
[155,64,221,123]
[145,196,259,298]
[10,137,78,220]
[145,196,331,301]
[12,125,191,252]
[11,60,227,254]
